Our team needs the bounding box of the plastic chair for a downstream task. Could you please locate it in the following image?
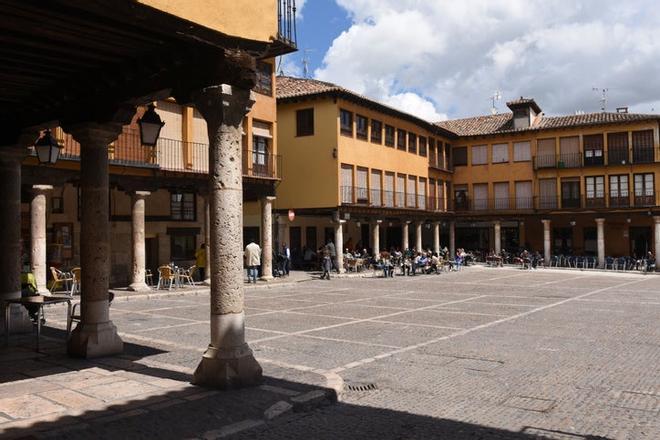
[70,267,81,295]
[156,265,175,290]
[179,265,197,287]
[145,269,154,286]
[49,267,72,293]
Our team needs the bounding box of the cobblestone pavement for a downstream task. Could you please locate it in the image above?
[1,267,658,439]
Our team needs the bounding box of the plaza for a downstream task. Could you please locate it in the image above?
[0,267,658,439]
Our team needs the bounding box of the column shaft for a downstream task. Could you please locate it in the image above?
[192,84,261,388]
[129,191,150,291]
[335,221,345,273]
[449,221,456,257]
[415,221,423,252]
[433,222,440,255]
[654,216,660,270]
[31,185,52,294]
[494,221,502,254]
[204,197,211,284]
[596,218,605,268]
[372,221,380,256]
[402,222,410,250]
[542,219,551,265]
[260,196,275,280]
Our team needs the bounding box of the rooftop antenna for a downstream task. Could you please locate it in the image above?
[302,48,314,78]
[489,90,502,115]
[592,87,609,112]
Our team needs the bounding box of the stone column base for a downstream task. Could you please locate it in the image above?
[192,343,262,389]
[203,278,211,286]
[0,304,34,335]
[259,274,274,282]
[67,321,123,358]
[127,282,151,292]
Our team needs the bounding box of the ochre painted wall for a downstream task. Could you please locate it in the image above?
[138,0,278,43]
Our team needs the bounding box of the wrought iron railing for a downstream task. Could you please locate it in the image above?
[277,0,298,48]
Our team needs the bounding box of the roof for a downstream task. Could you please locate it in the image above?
[276,76,457,138]
[436,112,660,137]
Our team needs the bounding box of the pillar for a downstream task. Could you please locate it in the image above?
[203,196,211,285]
[415,221,423,252]
[433,222,440,255]
[371,220,381,256]
[128,191,151,292]
[449,221,456,257]
[0,145,32,334]
[65,123,125,357]
[596,218,605,268]
[494,221,502,254]
[654,216,660,270]
[31,185,53,294]
[402,221,410,250]
[191,84,261,388]
[335,220,346,273]
[260,196,275,280]
[542,219,551,265]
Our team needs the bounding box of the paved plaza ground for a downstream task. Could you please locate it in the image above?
[0,267,658,439]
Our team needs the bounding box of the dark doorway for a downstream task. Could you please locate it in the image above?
[360,224,370,252]
[630,226,651,258]
[561,180,580,208]
[502,227,519,252]
[553,227,573,254]
[456,227,489,252]
[145,237,159,281]
[386,226,402,250]
[243,226,260,247]
[583,227,597,256]
[305,226,317,251]
[290,226,302,266]
[324,227,334,246]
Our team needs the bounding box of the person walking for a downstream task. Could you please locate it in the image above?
[195,243,207,281]
[245,239,261,284]
[326,239,337,271]
[281,243,291,276]
[321,244,332,280]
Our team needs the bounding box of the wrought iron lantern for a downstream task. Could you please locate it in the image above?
[138,104,165,147]
[34,129,61,164]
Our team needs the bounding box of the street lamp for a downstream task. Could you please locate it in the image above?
[138,104,165,147]
[34,129,62,164]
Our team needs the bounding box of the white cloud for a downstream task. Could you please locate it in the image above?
[314,0,660,119]
[295,0,307,20]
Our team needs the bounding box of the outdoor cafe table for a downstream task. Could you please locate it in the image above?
[3,295,72,351]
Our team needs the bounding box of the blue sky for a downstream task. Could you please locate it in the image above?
[280,1,660,121]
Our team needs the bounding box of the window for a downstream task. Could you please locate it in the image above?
[396,174,406,208]
[561,178,581,208]
[583,134,604,166]
[585,176,605,207]
[515,181,533,209]
[634,173,655,206]
[407,176,417,207]
[356,114,368,140]
[384,125,395,146]
[607,132,629,165]
[255,61,273,96]
[437,142,445,169]
[170,230,197,261]
[445,144,452,169]
[632,130,654,163]
[539,178,557,209]
[51,196,64,214]
[609,175,629,207]
[397,129,407,150]
[428,138,436,164]
[384,172,395,207]
[559,136,580,168]
[418,177,427,209]
[356,167,368,203]
[370,120,382,143]
[513,141,531,162]
[492,143,508,163]
[471,145,487,165]
[171,192,195,221]
[252,134,270,176]
[340,109,353,136]
[473,183,488,210]
[296,108,314,136]
[535,139,554,167]
[370,169,382,206]
[493,182,509,209]
[341,164,353,203]
[453,146,467,166]
[419,137,427,157]
[408,133,417,154]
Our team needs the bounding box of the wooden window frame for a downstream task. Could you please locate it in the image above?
[295,108,314,137]
[340,109,353,137]
[356,114,368,140]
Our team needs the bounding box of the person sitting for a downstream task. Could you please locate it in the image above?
[645,251,656,272]
[379,251,394,278]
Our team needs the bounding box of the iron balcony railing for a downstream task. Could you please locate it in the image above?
[535,147,656,169]
[452,197,535,212]
[277,0,298,48]
[340,186,447,212]
[538,193,660,210]
[53,131,280,179]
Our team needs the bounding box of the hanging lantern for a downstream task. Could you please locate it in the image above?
[288,210,295,222]
[34,129,62,164]
[138,104,165,146]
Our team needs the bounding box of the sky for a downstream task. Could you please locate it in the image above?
[278,0,660,121]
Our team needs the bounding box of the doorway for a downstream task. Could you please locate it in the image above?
[553,227,573,254]
[386,226,402,250]
[145,237,159,284]
[629,226,651,258]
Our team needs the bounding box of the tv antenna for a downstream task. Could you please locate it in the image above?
[592,87,609,112]
[489,90,502,115]
[302,48,315,78]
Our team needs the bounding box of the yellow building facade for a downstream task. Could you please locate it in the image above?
[276,78,660,267]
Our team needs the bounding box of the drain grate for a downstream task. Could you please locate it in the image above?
[345,382,378,392]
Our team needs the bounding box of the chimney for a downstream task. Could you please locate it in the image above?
[506,97,542,130]
[616,107,629,114]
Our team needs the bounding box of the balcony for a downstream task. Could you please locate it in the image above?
[534,153,582,170]
[53,131,281,180]
[632,147,655,164]
[341,186,446,211]
[452,197,535,212]
[536,193,659,210]
[277,0,298,49]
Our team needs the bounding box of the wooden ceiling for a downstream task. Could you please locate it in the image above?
[0,0,293,143]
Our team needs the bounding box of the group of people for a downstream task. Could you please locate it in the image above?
[375,247,468,278]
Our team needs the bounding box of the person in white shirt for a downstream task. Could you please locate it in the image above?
[245,240,261,283]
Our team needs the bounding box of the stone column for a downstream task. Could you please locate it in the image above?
[494,221,502,254]
[415,221,423,252]
[260,196,275,281]
[433,222,440,255]
[449,221,456,257]
[654,216,660,270]
[402,221,410,250]
[596,218,605,268]
[31,185,53,294]
[191,84,261,388]
[335,220,346,273]
[0,145,32,334]
[371,220,381,256]
[203,196,211,285]
[128,191,151,292]
[542,219,551,265]
[65,123,124,357]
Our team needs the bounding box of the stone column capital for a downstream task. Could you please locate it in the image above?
[32,184,54,193]
[133,190,151,198]
[264,195,277,202]
[335,219,346,225]
[374,219,383,224]
[493,220,501,226]
[654,215,660,223]
[192,84,255,128]
[63,122,125,148]
[595,218,605,224]
[541,219,552,226]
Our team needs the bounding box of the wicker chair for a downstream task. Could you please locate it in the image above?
[49,267,72,293]
[156,265,175,290]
